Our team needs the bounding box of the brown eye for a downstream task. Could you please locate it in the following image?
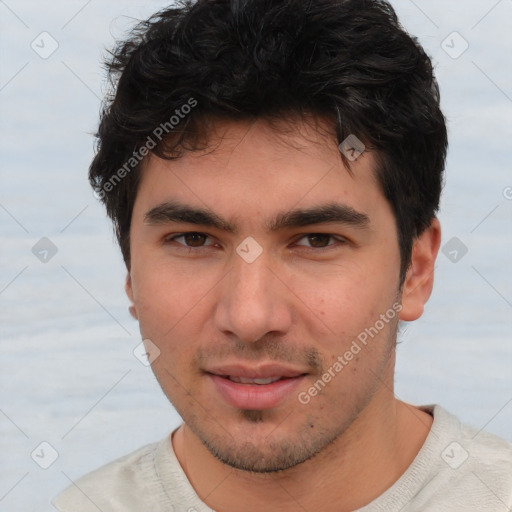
[295,233,339,248]
[166,232,214,248]
[183,232,208,247]
[306,234,332,248]
[293,233,348,252]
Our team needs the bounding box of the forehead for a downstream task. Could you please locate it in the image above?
[134,117,386,224]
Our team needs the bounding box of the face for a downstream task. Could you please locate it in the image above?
[127,118,407,472]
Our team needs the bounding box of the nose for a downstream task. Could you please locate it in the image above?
[213,248,293,344]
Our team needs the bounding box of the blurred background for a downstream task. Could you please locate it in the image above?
[1,1,511,510]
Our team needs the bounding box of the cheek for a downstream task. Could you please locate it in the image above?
[295,267,399,362]
[292,262,390,325]
[130,260,215,346]
[134,252,218,306]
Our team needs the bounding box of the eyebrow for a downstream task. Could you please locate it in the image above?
[144,200,371,234]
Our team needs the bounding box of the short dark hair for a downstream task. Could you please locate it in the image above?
[89,0,447,284]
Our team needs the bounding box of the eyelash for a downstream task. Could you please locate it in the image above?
[164,232,348,252]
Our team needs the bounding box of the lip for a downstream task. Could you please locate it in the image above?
[207,371,307,410]
[205,363,307,380]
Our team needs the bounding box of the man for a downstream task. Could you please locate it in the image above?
[53,0,512,510]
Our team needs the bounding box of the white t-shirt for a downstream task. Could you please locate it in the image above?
[52,405,512,511]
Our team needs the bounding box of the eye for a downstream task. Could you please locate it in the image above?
[165,232,215,248]
[294,233,346,249]
[164,232,346,252]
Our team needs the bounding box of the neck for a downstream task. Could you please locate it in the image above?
[172,392,433,512]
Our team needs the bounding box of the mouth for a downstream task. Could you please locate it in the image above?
[224,375,288,385]
[205,365,308,410]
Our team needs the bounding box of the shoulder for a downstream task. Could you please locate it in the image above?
[365,405,512,511]
[438,405,512,472]
[52,439,163,512]
[459,409,512,483]
[427,405,512,509]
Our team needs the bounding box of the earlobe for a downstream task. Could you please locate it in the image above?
[125,272,138,320]
[399,218,441,322]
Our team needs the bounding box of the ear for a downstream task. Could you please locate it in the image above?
[125,272,138,320]
[399,218,441,322]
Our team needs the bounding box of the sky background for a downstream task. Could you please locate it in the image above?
[1,0,511,510]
